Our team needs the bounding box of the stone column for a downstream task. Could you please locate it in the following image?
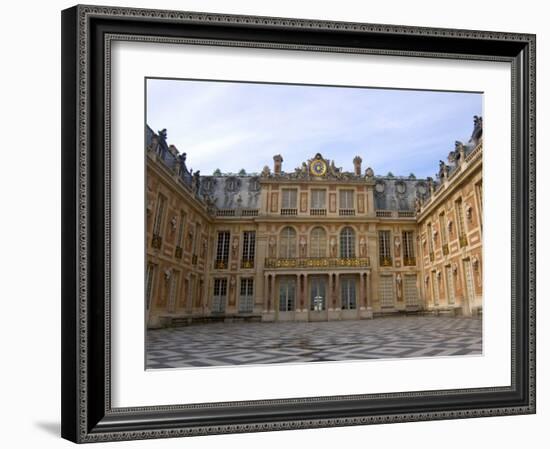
[270,274,276,312]
[359,272,365,310]
[364,271,373,318]
[328,273,334,311]
[263,273,270,313]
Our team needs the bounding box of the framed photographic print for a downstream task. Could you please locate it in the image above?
[61,4,536,443]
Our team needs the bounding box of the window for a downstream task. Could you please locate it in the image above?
[339,190,354,209]
[279,227,297,258]
[427,223,434,257]
[175,211,186,258]
[281,188,297,209]
[439,212,448,244]
[193,223,202,257]
[455,198,467,246]
[341,277,357,309]
[152,194,166,248]
[279,278,296,312]
[378,230,392,266]
[475,182,483,232]
[310,189,326,209]
[239,278,254,313]
[402,231,415,265]
[212,278,228,313]
[153,194,166,236]
[241,231,256,268]
[310,227,327,258]
[215,231,230,269]
[340,227,355,258]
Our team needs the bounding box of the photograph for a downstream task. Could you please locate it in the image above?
[144,79,484,369]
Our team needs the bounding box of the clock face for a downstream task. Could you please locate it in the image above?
[310,160,327,176]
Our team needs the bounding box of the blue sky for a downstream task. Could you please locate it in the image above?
[146,78,482,179]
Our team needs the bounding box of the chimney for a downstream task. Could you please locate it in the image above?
[273,154,283,175]
[353,156,362,176]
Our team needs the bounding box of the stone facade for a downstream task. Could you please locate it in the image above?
[145,118,483,328]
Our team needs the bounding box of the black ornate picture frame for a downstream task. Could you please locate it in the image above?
[61,4,536,443]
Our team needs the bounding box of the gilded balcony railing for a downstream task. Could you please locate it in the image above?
[429,252,435,262]
[379,256,393,267]
[459,234,468,248]
[151,234,162,249]
[403,257,416,266]
[174,246,183,259]
[442,243,449,255]
[264,257,370,269]
[241,259,254,269]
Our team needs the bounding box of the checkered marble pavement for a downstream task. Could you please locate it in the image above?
[146,316,482,369]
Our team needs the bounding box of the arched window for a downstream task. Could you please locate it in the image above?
[340,227,355,258]
[279,227,297,258]
[310,227,327,258]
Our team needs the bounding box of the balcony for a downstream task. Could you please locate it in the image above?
[214,259,228,269]
[151,234,162,249]
[429,252,435,262]
[264,257,370,269]
[376,210,393,218]
[339,209,356,216]
[192,254,198,265]
[175,246,183,259]
[310,208,327,216]
[403,257,416,266]
[241,259,254,269]
[459,234,468,248]
[280,208,298,216]
[442,243,449,255]
[379,256,393,267]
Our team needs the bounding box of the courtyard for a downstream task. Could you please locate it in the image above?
[146,316,482,369]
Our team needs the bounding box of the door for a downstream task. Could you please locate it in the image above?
[379,275,395,308]
[445,266,455,305]
[278,278,296,312]
[340,277,357,310]
[212,278,227,313]
[404,274,419,307]
[431,271,440,306]
[310,277,327,311]
[463,259,475,315]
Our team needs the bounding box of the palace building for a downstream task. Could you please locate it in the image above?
[145,117,483,328]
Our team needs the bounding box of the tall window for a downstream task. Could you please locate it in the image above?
[241,231,256,268]
[310,189,326,209]
[476,182,483,231]
[175,210,186,258]
[151,194,166,249]
[310,227,327,258]
[215,231,230,269]
[279,227,297,258]
[455,198,467,246]
[378,230,392,265]
[239,278,254,313]
[439,212,448,246]
[340,227,355,258]
[281,188,297,209]
[427,223,434,254]
[402,231,415,265]
[339,190,354,209]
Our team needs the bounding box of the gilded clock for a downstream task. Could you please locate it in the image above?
[310,159,327,176]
